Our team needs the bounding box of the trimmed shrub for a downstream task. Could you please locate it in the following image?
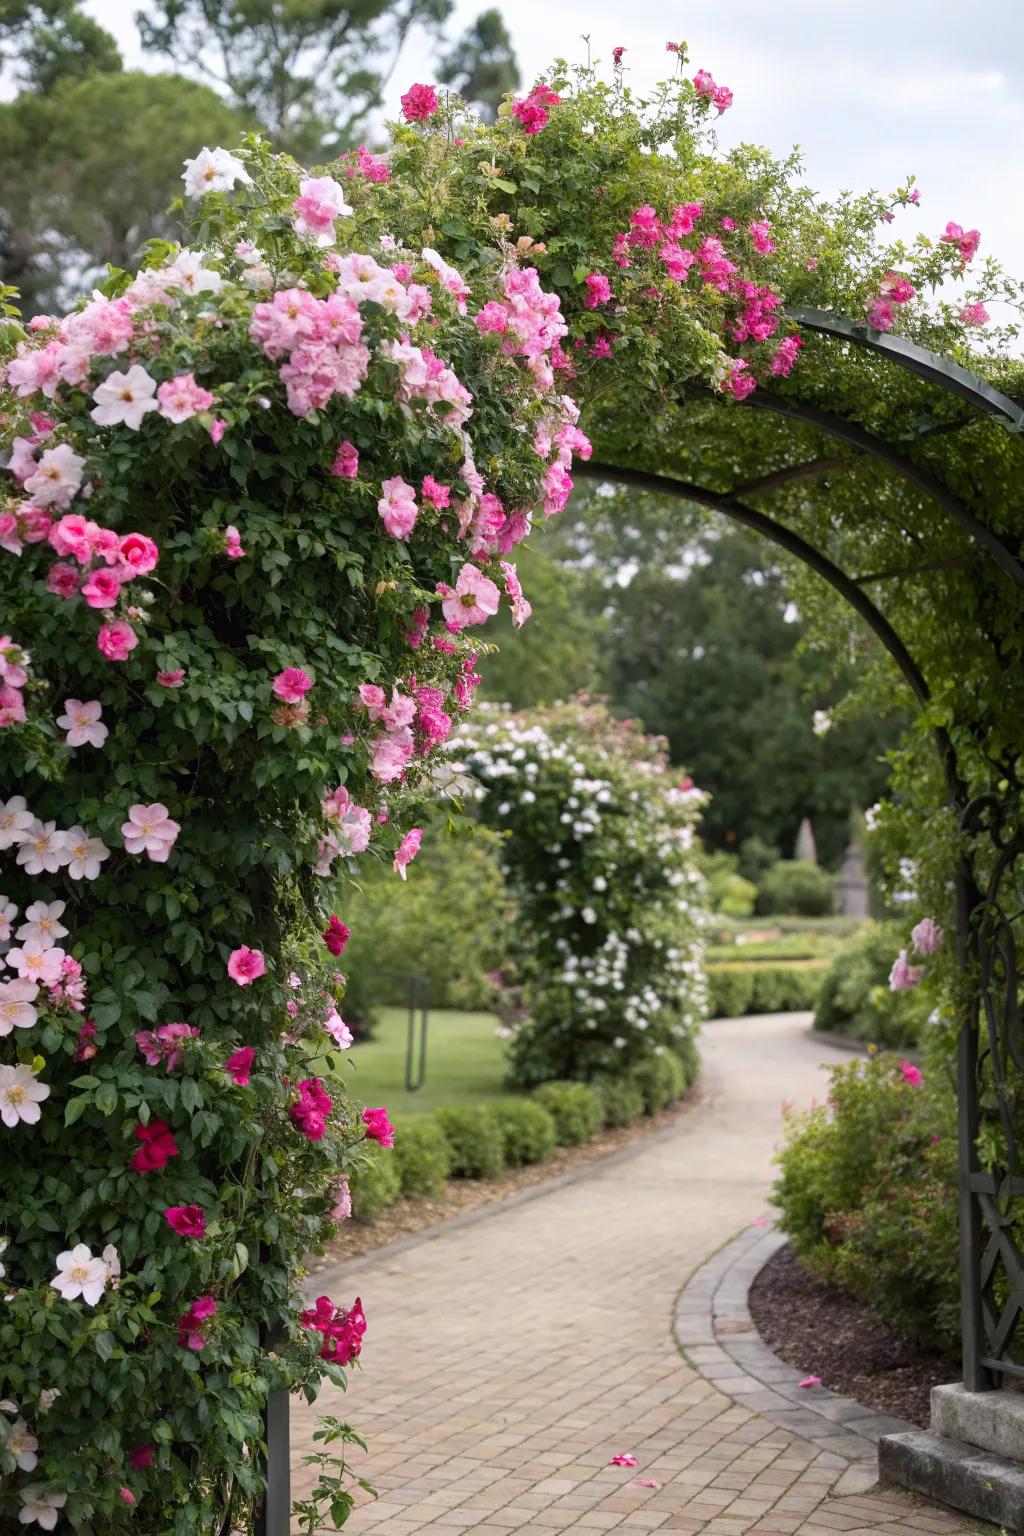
[534,1082,604,1146]
[434,1106,506,1179]
[707,965,755,1018]
[708,961,826,1017]
[349,1142,403,1221]
[393,1117,452,1197]
[814,922,932,1047]
[491,1100,558,1165]
[774,1053,960,1351]
[594,1075,646,1128]
[706,853,758,917]
[631,1050,687,1114]
[757,860,837,917]
[672,1035,700,1089]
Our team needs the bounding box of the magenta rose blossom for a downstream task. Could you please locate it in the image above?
[362,1105,395,1148]
[400,82,438,121]
[322,914,350,956]
[165,1204,206,1238]
[224,1045,255,1085]
[177,1295,217,1350]
[131,1120,179,1172]
[272,666,313,703]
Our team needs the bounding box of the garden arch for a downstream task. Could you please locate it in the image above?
[578,308,1024,1394]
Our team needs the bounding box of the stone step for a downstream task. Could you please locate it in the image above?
[931,1381,1024,1461]
[879,1428,1024,1532]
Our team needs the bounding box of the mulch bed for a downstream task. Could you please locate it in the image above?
[308,1085,702,1273]
[748,1242,956,1427]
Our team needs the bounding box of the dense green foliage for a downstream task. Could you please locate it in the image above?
[755,860,836,917]
[774,1053,960,1353]
[813,921,933,1046]
[706,960,826,1019]
[532,1081,604,1146]
[489,1099,557,1164]
[432,1106,506,1179]
[455,700,708,1087]
[341,825,511,1016]
[392,1117,452,1195]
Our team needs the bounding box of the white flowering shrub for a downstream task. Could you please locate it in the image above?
[453,700,709,1086]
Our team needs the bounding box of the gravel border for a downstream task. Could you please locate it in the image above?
[674,1221,918,1484]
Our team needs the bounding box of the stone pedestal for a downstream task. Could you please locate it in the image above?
[879,1383,1024,1531]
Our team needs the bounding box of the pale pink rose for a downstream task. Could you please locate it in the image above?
[121,803,181,862]
[56,698,108,749]
[323,1010,354,1048]
[227,946,265,986]
[329,1176,352,1222]
[393,827,423,880]
[378,476,419,539]
[157,670,186,687]
[23,444,86,509]
[90,365,159,430]
[224,524,246,559]
[889,949,923,992]
[440,563,500,630]
[210,419,227,444]
[156,372,215,423]
[911,917,943,957]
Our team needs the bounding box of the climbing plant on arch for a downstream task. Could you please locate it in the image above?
[1,40,1023,1533]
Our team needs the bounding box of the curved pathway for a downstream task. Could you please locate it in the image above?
[292,1015,975,1534]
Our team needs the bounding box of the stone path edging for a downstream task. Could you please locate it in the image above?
[674,1222,917,1475]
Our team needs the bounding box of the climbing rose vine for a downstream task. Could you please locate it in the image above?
[0,121,584,1529]
[453,700,708,1086]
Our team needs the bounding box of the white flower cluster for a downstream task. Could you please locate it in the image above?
[452,707,709,1070]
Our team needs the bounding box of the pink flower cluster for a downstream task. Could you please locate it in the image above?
[693,68,733,114]
[177,1295,217,1350]
[291,1077,332,1140]
[291,176,352,246]
[5,293,137,400]
[135,1022,200,1072]
[249,288,370,416]
[0,636,30,728]
[380,340,473,428]
[864,270,917,331]
[511,83,561,135]
[300,1294,367,1365]
[316,786,372,874]
[941,222,981,264]
[357,682,417,782]
[474,266,569,397]
[362,1105,395,1147]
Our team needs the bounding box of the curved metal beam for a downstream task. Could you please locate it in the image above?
[789,306,1024,429]
[579,458,967,809]
[742,390,1024,593]
[580,460,931,706]
[731,454,858,499]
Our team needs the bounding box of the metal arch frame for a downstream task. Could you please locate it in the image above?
[582,311,1024,1400]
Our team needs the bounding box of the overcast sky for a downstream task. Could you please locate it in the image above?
[84,0,1023,268]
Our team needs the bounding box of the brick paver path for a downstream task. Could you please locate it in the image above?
[291,1013,978,1534]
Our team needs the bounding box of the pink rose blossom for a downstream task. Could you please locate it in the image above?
[272,667,313,702]
[323,1010,354,1049]
[899,1059,923,1087]
[223,524,246,560]
[330,1176,352,1221]
[227,946,266,986]
[889,949,923,992]
[322,914,350,956]
[118,531,160,576]
[612,46,626,65]
[421,475,451,508]
[748,221,776,255]
[177,1295,217,1350]
[441,563,500,630]
[157,373,215,423]
[56,698,107,749]
[81,565,123,609]
[584,273,612,309]
[165,1204,206,1238]
[119,1488,137,1506]
[400,82,438,121]
[331,440,359,478]
[941,222,981,262]
[135,1022,199,1072]
[911,917,943,956]
[393,827,423,880]
[225,1046,255,1085]
[97,620,138,661]
[378,476,419,539]
[130,1446,155,1471]
[210,418,227,444]
[291,1077,332,1140]
[960,302,990,325]
[131,1119,179,1172]
[362,1105,395,1148]
[157,669,185,687]
[121,803,180,862]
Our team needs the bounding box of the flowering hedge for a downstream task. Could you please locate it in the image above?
[0,128,589,1529]
[453,700,708,1086]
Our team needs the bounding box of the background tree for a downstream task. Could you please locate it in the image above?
[0,0,122,90]
[437,7,518,121]
[478,484,904,867]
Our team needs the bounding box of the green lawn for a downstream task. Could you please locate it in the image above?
[346,1006,523,1117]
